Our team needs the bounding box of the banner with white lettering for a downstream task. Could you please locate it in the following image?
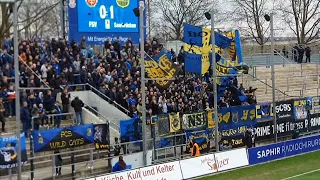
[275,100,294,120]
[140,161,183,180]
[248,134,320,165]
[254,118,308,141]
[179,154,217,179]
[214,148,249,171]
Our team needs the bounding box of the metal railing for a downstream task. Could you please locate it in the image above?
[59,85,121,133]
[84,83,130,115]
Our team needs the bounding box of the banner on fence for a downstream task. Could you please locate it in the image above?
[33,124,94,152]
[169,113,181,132]
[293,98,308,120]
[0,133,27,169]
[220,136,245,149]
[275,100,294,120]
[183,111,207,130]
[248,134,320,165]
[214,148,249,171]
[256,103,273,120]
[186,130,210,153]
[120,118,142,141]
[220,105,256,137]
[157,114,170,136]
[94,124,110,150]
[207,110,215,129]
[179,154,217,179]
[140,161,183,180]
[311,96,320,114]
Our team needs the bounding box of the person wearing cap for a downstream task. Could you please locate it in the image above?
[190,139,200,157]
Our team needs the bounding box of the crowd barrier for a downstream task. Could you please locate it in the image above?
[86,134,320,180]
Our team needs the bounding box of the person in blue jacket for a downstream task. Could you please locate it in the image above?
[112,156,128,172]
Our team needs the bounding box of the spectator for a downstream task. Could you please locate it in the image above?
[244,127,253,148]
[52,102,63,128]
[54,150,63,176]
[71,97,84,125]
[31,104,41,130]
[60,88,70,116]
[43,90,54,113]
[305,46,311,63]
[112,156,127,172]
[20,101,30,137]
[113,137,121,156]
[0,99,5,132]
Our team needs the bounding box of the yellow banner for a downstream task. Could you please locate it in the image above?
[169,113,180,132]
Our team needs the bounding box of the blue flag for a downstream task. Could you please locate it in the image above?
[183,24,232,74]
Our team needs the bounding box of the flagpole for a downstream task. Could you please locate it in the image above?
[139,0,147,166]
[211,9,219,152]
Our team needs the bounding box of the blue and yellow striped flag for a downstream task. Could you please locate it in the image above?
[183,24,232,74]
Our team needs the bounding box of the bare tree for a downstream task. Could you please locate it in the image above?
[231,0,271,52]
[153,0,215,40]
[0,0,59,46]
[280,0,320,44]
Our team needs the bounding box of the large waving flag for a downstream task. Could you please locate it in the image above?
[183,24,232,74]
[143,49,180,89]
[225,29,243,64]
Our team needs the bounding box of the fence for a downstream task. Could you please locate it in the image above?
[85,132,320,180]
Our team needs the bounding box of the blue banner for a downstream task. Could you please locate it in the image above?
[183,24,232,74]
[0,133,27,169]
[256,103,273,121]
[120,118,141,141]
[248,134,320,165]
[186,130,210,153]
[33,124,94,152]
[219,105,256,137]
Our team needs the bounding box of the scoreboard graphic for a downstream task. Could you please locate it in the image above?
[77,0,138,33]
[68,0,144,45]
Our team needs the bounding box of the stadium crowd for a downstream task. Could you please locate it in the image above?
[0,36,256,134]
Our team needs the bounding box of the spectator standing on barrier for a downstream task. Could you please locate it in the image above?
[21,101,31,137]
[190,140,200,157]
[54,150,63,176]
[71,97,84,125]
[0,99,6,132]
[244,127,254,148]
[112,156,127,172]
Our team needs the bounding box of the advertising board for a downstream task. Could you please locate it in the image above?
[214,148,249,171]
[179,154,217,179]
[248,135,320,165]
[140,161,183,180]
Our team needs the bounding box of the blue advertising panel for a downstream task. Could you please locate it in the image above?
[248,135,320,165]
[68,0,145,45]
[33,124,94,152]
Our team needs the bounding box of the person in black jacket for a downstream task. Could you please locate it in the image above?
[244,127,254,148]
[60,89,70,119]
[71,97,84,125]
[43,90,54,113]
